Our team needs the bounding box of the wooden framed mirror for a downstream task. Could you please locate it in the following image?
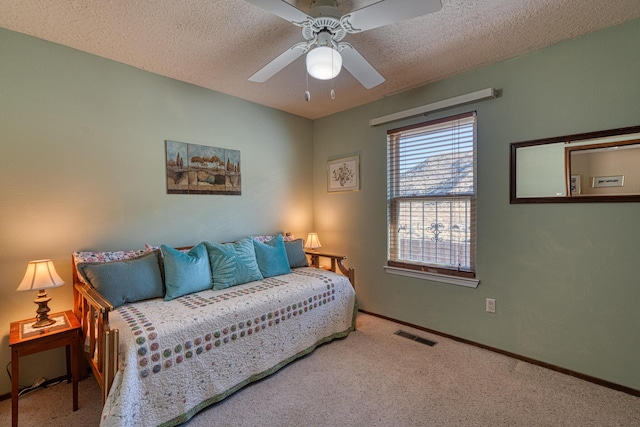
[510,125,640,203]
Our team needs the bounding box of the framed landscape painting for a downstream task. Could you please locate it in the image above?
[327,155,359,193]
[165,140,241,195]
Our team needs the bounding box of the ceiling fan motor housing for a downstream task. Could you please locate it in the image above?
[303,0,346,42]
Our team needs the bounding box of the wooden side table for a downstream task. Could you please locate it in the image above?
[9,310,81,427]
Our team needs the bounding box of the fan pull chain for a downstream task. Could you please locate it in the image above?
[331,48,336,100]
[305,70,311,102]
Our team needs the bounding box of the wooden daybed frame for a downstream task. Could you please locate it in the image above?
[72,250,354,405]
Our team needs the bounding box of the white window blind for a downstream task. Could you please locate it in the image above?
[387,112,477,277]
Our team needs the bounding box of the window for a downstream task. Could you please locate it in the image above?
[387,112,476,278]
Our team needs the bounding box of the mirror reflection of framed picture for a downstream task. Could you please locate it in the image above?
[592,175,624,188]
[327,155,359,193]
[570,174,581,195]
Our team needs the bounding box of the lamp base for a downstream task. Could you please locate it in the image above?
[33,317,56,328]
[32,290,56,328]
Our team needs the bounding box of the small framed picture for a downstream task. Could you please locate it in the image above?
[570,175,581,195]
[327,155,359,193]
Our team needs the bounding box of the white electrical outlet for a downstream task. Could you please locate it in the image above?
[486,298,496,313]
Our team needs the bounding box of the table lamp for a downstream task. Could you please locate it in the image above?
[16,259,65,328]
[304,233,322,252]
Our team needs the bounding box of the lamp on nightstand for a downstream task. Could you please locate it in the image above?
[16,259,65,328]
[304,233,322,252]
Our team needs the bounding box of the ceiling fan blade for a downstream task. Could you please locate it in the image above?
[342,0,442,33]
[249,42,307,83]
[339,43,385,89]
[244,0,312,26]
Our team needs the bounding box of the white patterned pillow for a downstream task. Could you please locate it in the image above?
[252,233,295,243]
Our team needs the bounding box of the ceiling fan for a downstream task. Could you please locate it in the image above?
[246,0,442,89]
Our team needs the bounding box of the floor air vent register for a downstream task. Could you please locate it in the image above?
[394,330,437,347]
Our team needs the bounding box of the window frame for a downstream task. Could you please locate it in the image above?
[386,112,477,280]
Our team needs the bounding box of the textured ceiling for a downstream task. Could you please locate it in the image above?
[2,0,639,119]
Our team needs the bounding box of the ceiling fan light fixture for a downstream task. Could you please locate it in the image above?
[306,46,342,80]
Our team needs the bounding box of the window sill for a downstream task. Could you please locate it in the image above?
[383,266,479,288]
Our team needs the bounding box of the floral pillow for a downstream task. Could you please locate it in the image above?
[252,233,295,243]
[252,235,274,243]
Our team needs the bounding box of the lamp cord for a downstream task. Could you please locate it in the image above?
[305,69,311,102]
[5,361,60,397]
[5,361,12,383]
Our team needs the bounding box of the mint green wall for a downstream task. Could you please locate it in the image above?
[313,19,640,390]
[2,18,639,399]
[0,28,313,395]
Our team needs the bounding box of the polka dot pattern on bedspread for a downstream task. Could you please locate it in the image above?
[115,272,338,379]
[101,267,356,427]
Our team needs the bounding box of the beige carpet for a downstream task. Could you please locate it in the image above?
[2,313,639,426]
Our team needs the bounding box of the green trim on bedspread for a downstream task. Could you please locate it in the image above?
[160,302,358,427]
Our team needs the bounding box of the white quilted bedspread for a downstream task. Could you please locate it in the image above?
[100,268,357,426]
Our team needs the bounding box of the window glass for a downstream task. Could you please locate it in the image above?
[387,112,477,276]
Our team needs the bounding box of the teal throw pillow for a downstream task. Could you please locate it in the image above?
[161,243,213,301]
[253,234,292,278]
[284,238,309,268]
[205,238,263,290]
[78,251,164,308]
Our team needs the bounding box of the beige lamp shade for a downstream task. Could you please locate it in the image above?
[304,233,322,250]
[17,259,64,328]
[16,259,65,292]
